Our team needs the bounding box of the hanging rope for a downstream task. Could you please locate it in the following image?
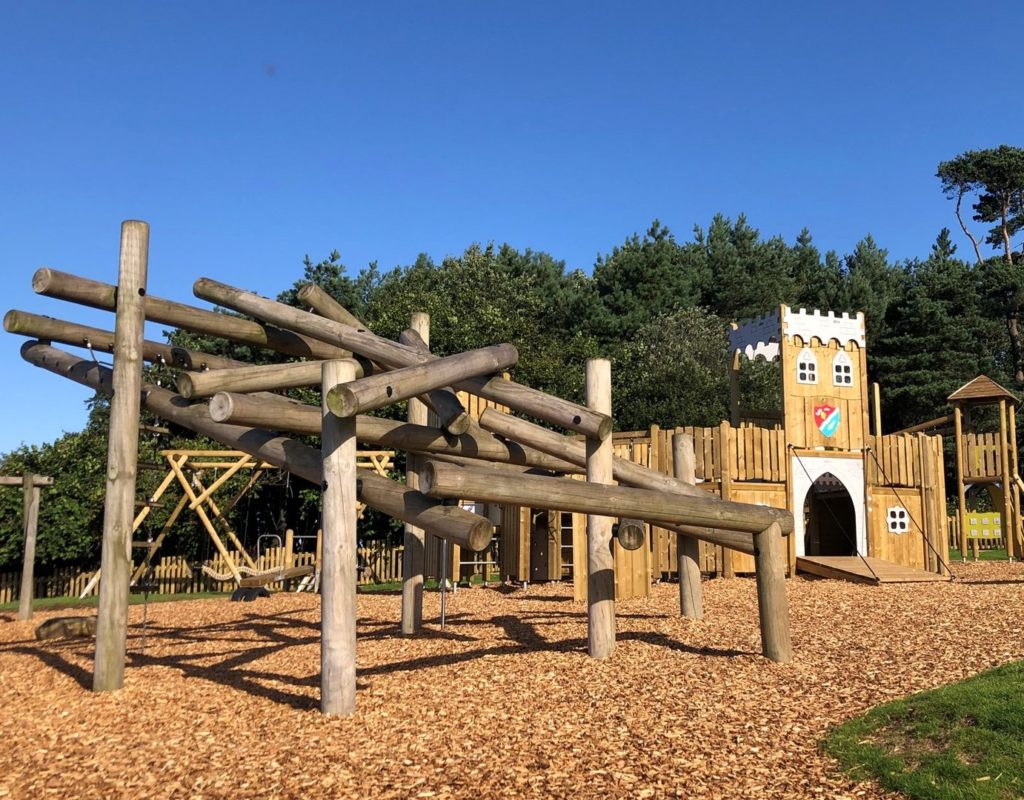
[866,447,955,577]
[789,446,882,583]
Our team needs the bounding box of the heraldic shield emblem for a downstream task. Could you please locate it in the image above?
[813,404,840,437]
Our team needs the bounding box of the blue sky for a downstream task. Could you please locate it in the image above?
[2,1,1022,452]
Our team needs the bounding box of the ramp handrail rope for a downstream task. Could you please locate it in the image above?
[865,446,954,577]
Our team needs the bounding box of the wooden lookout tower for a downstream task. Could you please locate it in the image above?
[948,375,1022,561]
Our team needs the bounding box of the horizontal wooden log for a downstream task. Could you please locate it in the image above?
[177,358,367,399]
[296,283,366,328]
[0,476,54,487]
[477,407,794,533]
[326,344,518,417]
[4,310,244,371]
[20,342,493,551]
[32,268,350,361]
[208,391,582,473]
[615,518,645,551]
[421,461,768,546]
[192,278,612,439]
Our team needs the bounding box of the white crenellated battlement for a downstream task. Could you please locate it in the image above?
[729,307,782,361]
[783,306,865,347]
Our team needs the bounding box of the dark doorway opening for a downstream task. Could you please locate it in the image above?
[803,473,857,556]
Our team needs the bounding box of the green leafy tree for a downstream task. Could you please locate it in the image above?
[612,307,730,431]
[938,145,1024,382]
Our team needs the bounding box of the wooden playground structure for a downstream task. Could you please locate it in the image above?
[6,220,795,715]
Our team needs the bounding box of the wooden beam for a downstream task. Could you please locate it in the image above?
[477,407,793,533]
[320,359,358,715]
[33,268,350,361]
[17,474,40,620]
[192,278,612,439]
[0,475,53,487]
[954,405,967,561]
[208,391,581,473]
[420,461,762,550]
[4,310,244,371]
[22,342,495,551]
[585,359,615,659]
[890,413,954,436]
[673,433,703,620]
[177,358,366,399]
[94,220,148,693]
[327,344,518,418]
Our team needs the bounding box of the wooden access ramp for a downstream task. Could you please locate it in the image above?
[796,556,950,585]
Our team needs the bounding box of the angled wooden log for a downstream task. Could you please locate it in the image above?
[296,286,470,435]
[177,358,367,399]
[327,344,518,417]
[4,310,245,371]
[94,220,147,693]
[421,461,766,548]
[673,432,703,620]
[320,359,358,715]
[21,342,493,551]
[33,268,350,361]
[193,278,612,439]
[208,390,581,473]
[396,328,473,435]
[477,407,794,533]
[296,283,366,328]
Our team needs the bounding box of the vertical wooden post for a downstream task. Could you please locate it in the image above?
[1009,403,1021,560]
[953,405,967,561]
[321,359,358,715]
[585,359,615,659]
[753,522,792,663]
[17,474,40,621]
[872,383,883,441]
[283,528,295,591]
[719,421,735,578]
[93,220,148,692]
[673,434,703,619]
[401,312,429,634]
[999,399,1015,561]
[728,351,742,426]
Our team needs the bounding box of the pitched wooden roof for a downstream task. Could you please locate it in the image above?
[947,375,1020,405]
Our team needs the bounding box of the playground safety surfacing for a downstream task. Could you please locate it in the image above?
[0,562,1021,799]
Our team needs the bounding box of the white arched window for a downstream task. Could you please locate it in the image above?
[796,348,818,384]
[833,351,854,386]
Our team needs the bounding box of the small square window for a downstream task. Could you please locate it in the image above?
[887,506,909,534]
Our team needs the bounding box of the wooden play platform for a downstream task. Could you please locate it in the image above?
[796,556,952,585]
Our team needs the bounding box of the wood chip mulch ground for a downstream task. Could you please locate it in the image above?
[1,562,1021,799]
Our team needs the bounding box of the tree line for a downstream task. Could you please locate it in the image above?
[1,145,1021,570]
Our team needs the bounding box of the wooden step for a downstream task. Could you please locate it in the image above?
[796,556,950,584]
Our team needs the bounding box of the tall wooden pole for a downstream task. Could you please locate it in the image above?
[94,220,148,692]
[953,405,967,561]
[585,359,615,659]
[999,399,1015,560]
[17,473,40,620]
[1009,403,1021,560]
[401,313,428,635]
[752,522,792,663]
[321,359,358,715]
[672,434,703,619]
